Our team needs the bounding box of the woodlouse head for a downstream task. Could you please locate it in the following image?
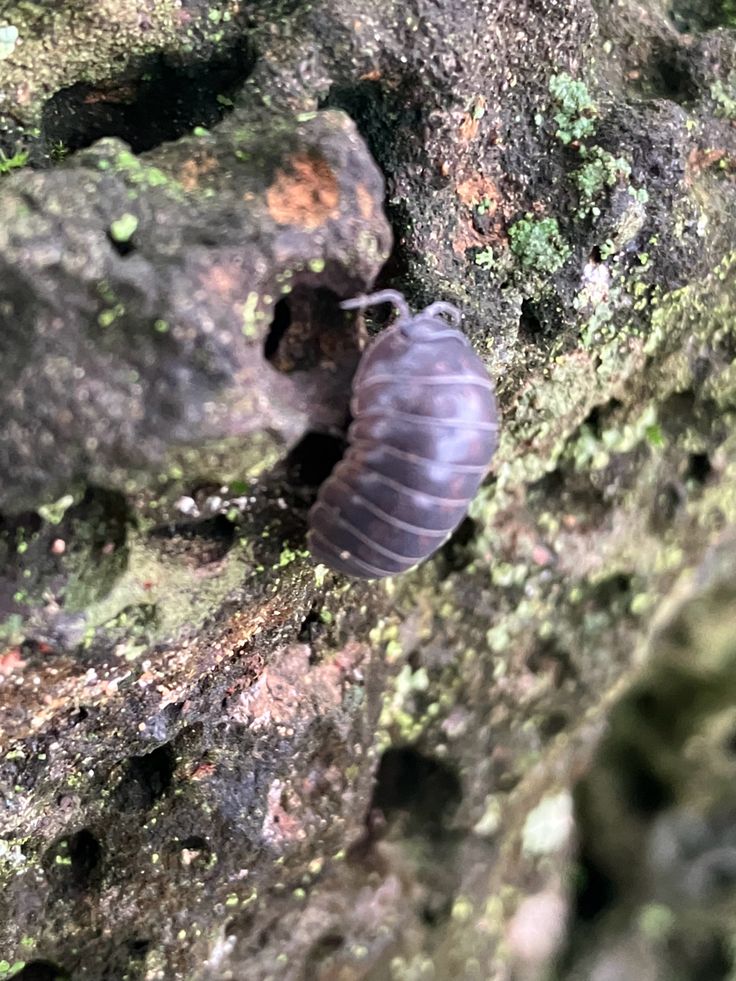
[339,290,464,341]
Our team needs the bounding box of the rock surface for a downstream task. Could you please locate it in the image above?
[0,0,736,979]
[0,109,390,513]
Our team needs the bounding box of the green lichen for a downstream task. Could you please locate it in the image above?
[274,545,309,569]
[109,212,139,243]
[0,149,29,175]
[574,147,632,217]
[0,961,25,978]
[242,291,265,338]
[37,494,76,525]
[710,75,736,119]
[548,72,597,144]
[474,247,495,270]
[112,149,176,191]
[568,404,664,472]
[508,215,570,274]
[98,304,125,328]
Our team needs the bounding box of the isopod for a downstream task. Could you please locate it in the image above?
[307,289,498,579]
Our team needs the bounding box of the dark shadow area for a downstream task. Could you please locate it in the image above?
[114,742,176,812]
[41,42,256,155]
[303,932,345,975]
[346,746,466,935]
[106,230,136,258]
[13,963,70,981]
[264,297,292,363]
[372,746,462,835]
[581,399,624,440]
[286,431,346,488]
[148,513,236,566]
[127,937,151,960]
[68,828,101,886]
[298,605,328,646]
[48,487,131,613]
[320,79,428,185]
[42,827,103,894]
[264,286,360,435]
[167,834,214,875]
[645,40,699,103]
[526,639,576,688]
[518,297,545,345]
[320,79,429,302]
[609,742,675,817]
[572,837,619,923]
[437,515,479,573]
[264,286,356,375]
[587,572,633,608]
[669,0,736,32]
[686,451,713,484]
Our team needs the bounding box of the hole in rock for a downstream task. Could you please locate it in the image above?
[526,642,575,687]
[286,431,346,488]
[651,48,697,104]
[304,933,345,971]
[149,513,236,565]
[264,298,292,362]
[65,828,102,885]
[179,835,209,852]
[115,742,176,812]
[582,399,624,439]
[298,606,328,645]
[14,962,69,980]
[42,828,102,892]
[539,710,569,739]
[614,743,674,817]
[264,287,354,374]
[588,572,632,607]
[372,747,462,834]
[518,298,544,344]
[686,452,712,484]
[572,839,619,921]
[107,232,135,258]
[127,938,151,957]
[41,42,256,155]
[265,287,360,433]
[438,515,478,573]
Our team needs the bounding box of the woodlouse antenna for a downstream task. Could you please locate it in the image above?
[422,301,462,326]
[339,289,411,322]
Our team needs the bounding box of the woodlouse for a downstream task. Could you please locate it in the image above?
[307,289,498,579]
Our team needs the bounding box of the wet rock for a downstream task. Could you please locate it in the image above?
[0,0,736,979]
[0,108,391,514]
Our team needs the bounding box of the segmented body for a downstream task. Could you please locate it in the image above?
[308,291,498,579]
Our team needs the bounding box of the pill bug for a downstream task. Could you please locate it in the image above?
[307,289,498,579]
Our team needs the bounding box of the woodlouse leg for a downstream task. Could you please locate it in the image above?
[422,301,462,325]
[339,289,411,322]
